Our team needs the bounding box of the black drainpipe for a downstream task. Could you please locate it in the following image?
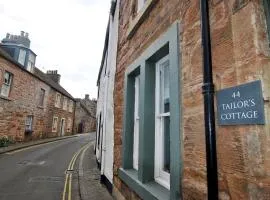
[200,0,218,199]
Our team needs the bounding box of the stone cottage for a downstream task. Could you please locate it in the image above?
[0,43,75,141]
[111,0,270,199]
[74,94,96,133]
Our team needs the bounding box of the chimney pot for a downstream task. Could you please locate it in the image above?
[46,69,61,84]
[20,31,25,37]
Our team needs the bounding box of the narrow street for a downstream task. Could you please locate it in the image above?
[0,133,111,200]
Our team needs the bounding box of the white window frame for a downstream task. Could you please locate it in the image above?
[25,115,33,131]
[154,55,170,189]
[55,93,61,108]
[133,75,140,170]
[63,97,68,110]
[52,116,58,132]
[1,71,13,97]
[137,0,146,13]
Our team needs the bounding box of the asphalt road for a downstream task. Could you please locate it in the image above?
[0,133,94,200]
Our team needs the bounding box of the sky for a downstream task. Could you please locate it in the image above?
[0,0,111,99]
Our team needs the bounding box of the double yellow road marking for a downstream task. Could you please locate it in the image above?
[62,143,89,200]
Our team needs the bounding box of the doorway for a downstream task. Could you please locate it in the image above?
[60,118,65,136]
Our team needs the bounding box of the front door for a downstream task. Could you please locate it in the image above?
[60,118,65,136]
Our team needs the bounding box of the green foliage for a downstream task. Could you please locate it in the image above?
[0,135,12,147]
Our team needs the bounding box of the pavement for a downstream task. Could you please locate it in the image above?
[0,132,113,200]
[77,141,113,200]
[0,134,78,154]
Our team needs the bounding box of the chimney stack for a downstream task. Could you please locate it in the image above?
[85,94,89,100]
[20,31,25,37]
[46,70,61,84]
[6,33,10,39]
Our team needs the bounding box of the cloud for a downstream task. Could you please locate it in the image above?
[0,0,111,98]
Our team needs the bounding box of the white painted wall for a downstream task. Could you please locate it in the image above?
[95,51,107,163]
[96,0,120,184]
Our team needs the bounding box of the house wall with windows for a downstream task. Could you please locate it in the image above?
[95,0,120,193]
[0,49,75,141]
[74,95,96,134]
[0,54,51,141]
[113,0,270,199]
[45,90,74,138]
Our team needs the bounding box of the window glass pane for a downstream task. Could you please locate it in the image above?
[155,56,170,189]
[25,116,33,131]
[159,60,170,114]
[163,116,170,173]
[18,49,26,65]
[133,76,140,170]
[4,72,12,85]
[1,72,12,97]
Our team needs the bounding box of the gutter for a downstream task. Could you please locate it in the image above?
[200,0,218,199]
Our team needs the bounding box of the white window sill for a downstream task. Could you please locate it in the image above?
[0,95,12,101]
[126,0,158,39]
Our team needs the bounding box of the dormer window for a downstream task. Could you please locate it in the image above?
[18,49,26,66]
[27,53,35,72]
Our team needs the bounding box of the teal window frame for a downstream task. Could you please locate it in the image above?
[119,22,182,200]
[263,0,270,46]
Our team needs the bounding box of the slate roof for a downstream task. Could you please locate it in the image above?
[0,47,74,100]
[33,67,73,99]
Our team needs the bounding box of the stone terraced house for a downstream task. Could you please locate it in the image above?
[95,0,120,193]
[95,0,270,200]
[0,38,75,141]
[74,94,96,134]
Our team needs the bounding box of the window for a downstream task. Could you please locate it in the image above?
[1,71,13,97]
[69,100,73,112]
[133,75,140,170]
[39,88,45,107]
[67,118,72,132]
[155,56,170,189]
[52,117,58,132]
[264,0,270,46]
[63,97,68,110]
[55,93,61,108]
[25,115,33,132]
[137,0,146,13]
[119,22,181,200]
[27,53,35,72]
[127,0,157,39]
[18,49,26,66]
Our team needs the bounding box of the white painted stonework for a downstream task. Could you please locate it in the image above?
[96,0,120,184]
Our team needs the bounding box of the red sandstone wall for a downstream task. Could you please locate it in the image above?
[46,90,74,137]
[0,56,75,141]
[114,0,270,199]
